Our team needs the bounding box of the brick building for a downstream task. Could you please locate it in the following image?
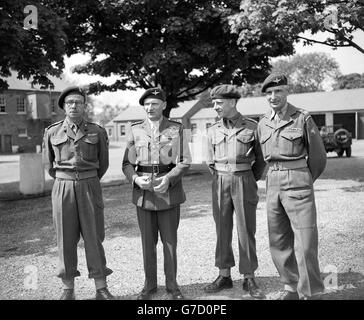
[0,72,72,153]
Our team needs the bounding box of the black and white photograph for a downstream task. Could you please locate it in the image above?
[0,0,363,308]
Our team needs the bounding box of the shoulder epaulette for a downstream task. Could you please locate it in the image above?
[45,119,63,130]
[131,120,144,126]
[210,119,222,127]
[168,119,182,125]
[245,117,258,124]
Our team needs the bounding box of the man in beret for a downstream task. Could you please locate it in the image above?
[42,86,114,300]
[204,84,266,299]
[257,73,326,300]
[122,87,191,300]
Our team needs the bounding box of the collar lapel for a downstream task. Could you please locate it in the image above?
[142,119,152,137]
[74,121,87,142]
[276,104,295,130]
[216,120,227,136]
[63,119,76,139]
[227,114,245,140]
[156,117,168,138]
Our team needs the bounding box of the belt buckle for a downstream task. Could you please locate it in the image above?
[273,162,280,170]
[152,164,159,175]
[75,171,79,180]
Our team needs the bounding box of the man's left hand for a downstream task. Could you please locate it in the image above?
[153,176,170,193]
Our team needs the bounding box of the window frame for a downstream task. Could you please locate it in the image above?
[16,97,26,114]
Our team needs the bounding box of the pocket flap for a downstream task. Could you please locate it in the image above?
[260,133,271,144]
[237,133,254,144]
[135,140,149,147]
[281,131,302,141]
[83,134,99,144]
[212,134,225,145]
[50,135,68,145]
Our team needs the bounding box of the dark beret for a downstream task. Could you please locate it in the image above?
[139,87,166,105]
[261,73,288,93]
[58,86,87,109]
[210,84,241,100]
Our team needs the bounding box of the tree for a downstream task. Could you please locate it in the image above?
[0,0,68,91]
[271,52,341,93]
[50,0,295,117]
[333,73,364,90]
[230,0,364,56]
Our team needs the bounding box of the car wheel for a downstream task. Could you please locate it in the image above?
[337,149,344,157]
[346,146,352,157]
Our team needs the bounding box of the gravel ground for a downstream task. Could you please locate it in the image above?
[0,154,364,300]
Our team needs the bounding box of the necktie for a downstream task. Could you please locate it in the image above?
[72,124,78,135]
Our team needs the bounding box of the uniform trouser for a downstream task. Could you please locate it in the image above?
[212,170,259,275]
[137,206,180,291]
[266,167,324,297]
[52,176,113,280]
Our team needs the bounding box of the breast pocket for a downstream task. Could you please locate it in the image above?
[212,135,226,159]
[260,132,272,158]
[135,140,149,162]
[236,132,254,156]
[81,134,99,161]
[279,131,304,156]
[50,136,69,161]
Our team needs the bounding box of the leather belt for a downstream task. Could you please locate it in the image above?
[55,170,98,180]
[137,164,175,174]
[215,162,252,173]
[267,158,307,171]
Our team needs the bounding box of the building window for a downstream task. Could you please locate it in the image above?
[108,128,112,136]
[18,128,27,137]
[206,123,212,129]
[0,95,6,113]
[120,125,125,136]
[17,97,25,113]
[51,99,56,113]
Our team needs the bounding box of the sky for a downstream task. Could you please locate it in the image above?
[63,30,364,112]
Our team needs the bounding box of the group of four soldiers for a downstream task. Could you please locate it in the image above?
[42,72,327,300]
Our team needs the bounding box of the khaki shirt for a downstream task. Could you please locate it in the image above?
[122,117,191,210]
[257,103,326,181]
[42,119,109,179]
[205,113,266,180]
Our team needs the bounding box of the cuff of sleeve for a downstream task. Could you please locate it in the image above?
[132,174,139,186]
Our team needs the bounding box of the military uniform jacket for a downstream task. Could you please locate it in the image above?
[122,117,191,211]
[42,119,109,179]
[205,113,266,180]
[257,103,326,181]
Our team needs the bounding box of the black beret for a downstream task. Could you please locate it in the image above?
[210,84,241,100]
[261,73,288,93]
[139,87,166,105]
[57,86,87,109]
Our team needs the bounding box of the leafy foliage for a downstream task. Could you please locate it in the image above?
[0,0,67,91]
[230,0,364,56]
[51,0,294,116]
[333,73,364,90]
[271,52,341,93]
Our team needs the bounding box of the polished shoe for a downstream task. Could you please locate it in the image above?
[204,275,233,293]
[242,278,265,299]
[278,291,299,300]
[300,294,323,300]
[137,287,157,300]
[166,288,184,300]
[60,289,75,300]
[96,287,115,300]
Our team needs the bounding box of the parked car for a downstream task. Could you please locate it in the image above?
[319,125,352,157]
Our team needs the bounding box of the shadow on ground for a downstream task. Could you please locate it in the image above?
[81,271,364,300]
